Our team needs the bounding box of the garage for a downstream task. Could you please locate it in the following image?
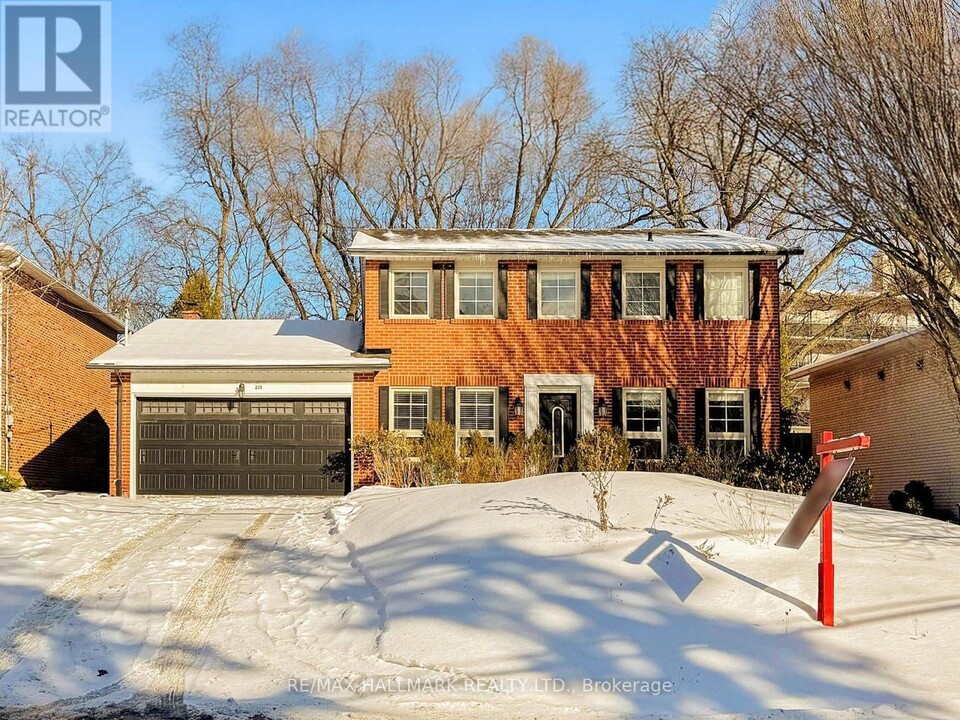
[87,318,389,497]
[136,398,350,495]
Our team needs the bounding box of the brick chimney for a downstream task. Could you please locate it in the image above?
[180,302,202,320]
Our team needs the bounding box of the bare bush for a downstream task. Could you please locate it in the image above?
[573,428,632,531]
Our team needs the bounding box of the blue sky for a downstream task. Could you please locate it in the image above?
[71,0,718,186]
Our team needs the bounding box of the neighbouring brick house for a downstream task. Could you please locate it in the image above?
[90,228,797,497]
[788,329,960,511]
[0,244,123,492]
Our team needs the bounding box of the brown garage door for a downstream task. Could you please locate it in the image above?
[136,398,350,495]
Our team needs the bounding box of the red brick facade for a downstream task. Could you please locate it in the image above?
[4,270,119,491]
[354,258,782,485]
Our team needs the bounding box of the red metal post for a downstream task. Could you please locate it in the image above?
[818,431,835,626]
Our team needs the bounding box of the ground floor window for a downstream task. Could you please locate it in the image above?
[457,388,496,443]
[624,389,665,459]
[707,389,747,456]
[391,388,429,435]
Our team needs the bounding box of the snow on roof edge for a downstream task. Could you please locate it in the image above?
[786,328,927,380]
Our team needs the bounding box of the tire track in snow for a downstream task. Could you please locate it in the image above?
[132,512,272,710]
[13,512,273,719]
[0,514,181,681]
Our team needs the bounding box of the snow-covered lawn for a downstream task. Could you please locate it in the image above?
[1,473,958,719]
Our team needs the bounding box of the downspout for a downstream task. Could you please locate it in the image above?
[114,372,123,496]
[0,255,23,473]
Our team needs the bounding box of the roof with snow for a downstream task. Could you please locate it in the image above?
[87,319,389,371]
[0,244,123,333]
[786,328,927,380]
[349,228,801,258]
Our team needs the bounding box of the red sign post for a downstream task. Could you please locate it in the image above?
[815,431,871,626]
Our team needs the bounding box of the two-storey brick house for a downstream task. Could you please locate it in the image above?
[350,229,797,485]
[91,228,796,497]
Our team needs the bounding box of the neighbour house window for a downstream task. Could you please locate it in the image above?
[706,269,747,320]
[624,389,665,459]
[539,270,578,318]
[624,270,663,318]
[707,389,747,456]
[391,270,430,317]
[457,388,497,443]
[391,388,430,435]
[457,271,495,317]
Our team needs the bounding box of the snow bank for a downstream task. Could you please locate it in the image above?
[1,473,958,720]
[336,472,960,719]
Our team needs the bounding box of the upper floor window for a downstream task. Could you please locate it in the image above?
[706,269,747,320]
[624,270,663,318]
[707,389,747,456]
[457,388,497,443]
[392,270,430,317]
[624,389,665,459]
[390,388,429,435]
[539,270,578,319]
[457,271,495,317]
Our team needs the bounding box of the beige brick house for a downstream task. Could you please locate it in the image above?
[788,329,960,511]
[0,245,123,492]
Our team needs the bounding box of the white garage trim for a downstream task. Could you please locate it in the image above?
[128,370,356,497]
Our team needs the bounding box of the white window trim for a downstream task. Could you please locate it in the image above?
[454,266,496,319]
[705,266,749,321]
[455,386,498,444]
[537,267,580,319]
[389,267,431,319]
[622,265,666,320]
[622,388,666,458]
[705,388,749,453]
[389,386,431,437]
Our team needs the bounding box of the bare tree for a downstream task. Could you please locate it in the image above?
[741,0,960,402]
[2,139,167,320]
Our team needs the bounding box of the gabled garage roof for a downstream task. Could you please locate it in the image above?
[88,319,389,371]
[349,228,802,257]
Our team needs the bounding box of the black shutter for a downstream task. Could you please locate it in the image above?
[526,263,538,320]
[444,264,455,319]
[693,264,705,321]
[750,388,762,452]
[611,387,623,432]
[498,386,510,444]
[580,263,592,320]
[694,388,706,450]
[431,387,442,423]
[497,262,509,320]
[665,263,677,321]
[611,263,622,320]
[445,387,456,426]
[378,386,390,429]
[431,264,443,319]
[666,388,679,453]
[748,262,761,321]
[378,263,390,319]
